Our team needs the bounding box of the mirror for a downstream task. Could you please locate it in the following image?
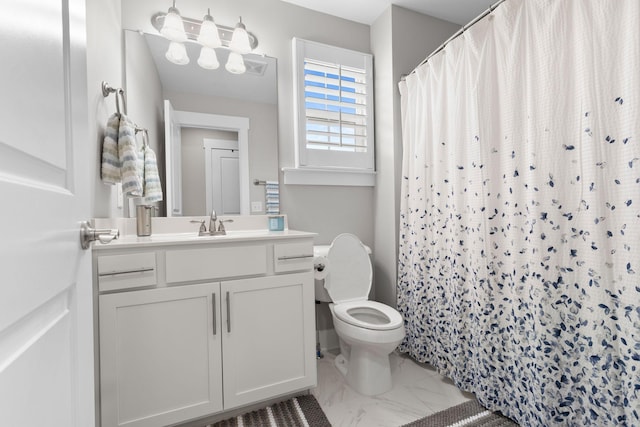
[124,29,279,217]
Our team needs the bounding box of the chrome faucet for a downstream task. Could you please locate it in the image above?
[217,219,234,234]
[209,210,218,234]
[192,211,234,236]
[210,210,234,235]
[190,219,208,236]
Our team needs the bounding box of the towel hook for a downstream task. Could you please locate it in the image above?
[101,81,127,116]
[117,88,127,115]
[101,81,116,97]
[135,127,149,147]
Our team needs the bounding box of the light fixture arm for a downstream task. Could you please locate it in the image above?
[151,12,258,50]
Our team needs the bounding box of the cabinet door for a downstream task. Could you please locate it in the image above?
[99,283,223,427]
[221,272,316,409]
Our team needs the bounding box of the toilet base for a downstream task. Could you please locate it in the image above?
[334,349,392,396]
[334,353,348,376]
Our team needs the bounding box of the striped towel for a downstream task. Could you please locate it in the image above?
[101,113,121,184]
[142,145,163,202]
[136,144,145,188]
[118,115,143,197]
[265,180,280,214]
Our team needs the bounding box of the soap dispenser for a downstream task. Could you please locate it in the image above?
[136,205,157,236]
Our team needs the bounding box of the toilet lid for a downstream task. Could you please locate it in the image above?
[325,233,372,304]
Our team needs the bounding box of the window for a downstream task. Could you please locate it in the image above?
[285,38,375,186]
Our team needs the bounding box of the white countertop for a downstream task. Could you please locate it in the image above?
[93,229,316,250]
[91,215,317,250]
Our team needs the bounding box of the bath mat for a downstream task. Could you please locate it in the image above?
[207,394,331,427]
[403,399,519,427]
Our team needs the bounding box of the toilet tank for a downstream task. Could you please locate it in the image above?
[313,244,372,303]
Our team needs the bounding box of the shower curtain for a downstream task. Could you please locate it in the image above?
[397,1,639,425]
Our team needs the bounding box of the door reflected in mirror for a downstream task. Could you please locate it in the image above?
[124,29,279,217]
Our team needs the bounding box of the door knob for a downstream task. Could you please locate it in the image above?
[80,221,119,249]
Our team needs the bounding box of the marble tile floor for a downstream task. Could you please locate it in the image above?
[311,351,474,427]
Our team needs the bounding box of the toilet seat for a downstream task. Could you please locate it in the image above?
[333,300,403,331]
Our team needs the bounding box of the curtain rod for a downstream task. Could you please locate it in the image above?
[401,0,506,81]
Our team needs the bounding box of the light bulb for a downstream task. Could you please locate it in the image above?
[165,41,189,65]
[160,6,187,42]
[229,17,252,54]
[225,51,246,74]
[197,11,221,48]
[198,46,220,70]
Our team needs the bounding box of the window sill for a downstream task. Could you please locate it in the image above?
[282,167,376,187]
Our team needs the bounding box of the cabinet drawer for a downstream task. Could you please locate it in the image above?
[166,245,267,283]
[97,252,156,292]
[273,242,314,273]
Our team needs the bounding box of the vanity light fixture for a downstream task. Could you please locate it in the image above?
[225,51,246,74]
[197,9,221,48]
[165,41,189,65]
[160,1,187,42]
[196,9,221,70]
[152,4,258,74]
[198,46,220,70]
[229,17,252,55]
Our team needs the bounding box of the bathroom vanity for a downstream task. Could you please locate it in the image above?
[91,217,316,427]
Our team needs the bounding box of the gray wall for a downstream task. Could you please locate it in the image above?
[371,7,395,305]
[124,29,165,215]
[86,0,123,218]
[371,6,459,309]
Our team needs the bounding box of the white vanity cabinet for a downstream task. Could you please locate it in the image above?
[93,232,316,427]
[221,273,314,410]
[99,283,223,427]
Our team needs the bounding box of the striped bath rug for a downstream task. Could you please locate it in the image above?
[209,395,331,427]
[403,399,519,427]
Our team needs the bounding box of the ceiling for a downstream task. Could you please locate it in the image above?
[280,0,497,26]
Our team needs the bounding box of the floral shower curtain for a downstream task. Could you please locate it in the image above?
[397,1,639,425]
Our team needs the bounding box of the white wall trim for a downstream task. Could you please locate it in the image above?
[282,167,376,186]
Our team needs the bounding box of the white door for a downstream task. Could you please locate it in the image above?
[164,100,183,216]
[204,138,240,215]
[0,1,93,426]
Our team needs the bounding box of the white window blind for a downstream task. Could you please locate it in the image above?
[292,38,375,174]
[304,59,368,153]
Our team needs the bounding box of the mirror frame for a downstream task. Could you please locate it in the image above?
[165,106,250,216]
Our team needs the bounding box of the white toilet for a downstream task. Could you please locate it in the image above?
[314,233,405,396]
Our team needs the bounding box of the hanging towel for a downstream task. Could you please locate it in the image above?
[136,142,145,187]
[265,180,280,214]
[101,113,121,184]
[142,144,163,202]
[118,115,143,197]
